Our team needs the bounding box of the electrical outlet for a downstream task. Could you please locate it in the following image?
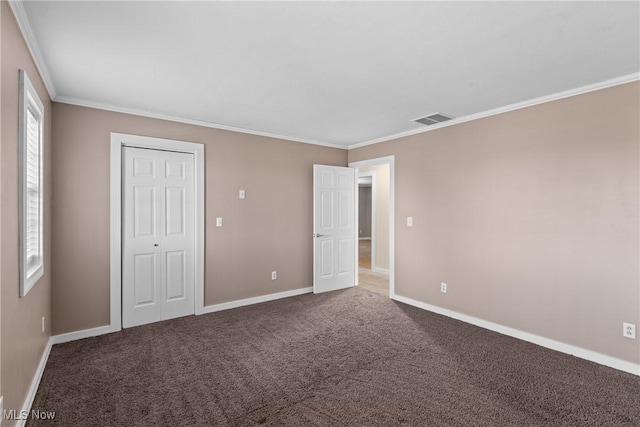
[623,323,636,339]
[42,316,45,333]
[271,271,277,280]
[239,190,246,199]
[441,282,447,293]
[216,217,223,227]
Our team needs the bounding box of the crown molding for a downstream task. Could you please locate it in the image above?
[348,73,640,150]
[9,0,637,151]
[8,0,343,149]
[8,0,57,99]
[54,96,346,149]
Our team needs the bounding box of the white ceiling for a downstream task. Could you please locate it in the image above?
[18,1,640,148]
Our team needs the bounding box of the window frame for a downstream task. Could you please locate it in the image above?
[19,69,45,297]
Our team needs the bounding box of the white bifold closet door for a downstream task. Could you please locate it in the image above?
[122,147,195,328]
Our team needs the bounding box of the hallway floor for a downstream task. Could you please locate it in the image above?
[358,239,389,296]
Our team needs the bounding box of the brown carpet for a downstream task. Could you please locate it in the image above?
[29,288,639,426]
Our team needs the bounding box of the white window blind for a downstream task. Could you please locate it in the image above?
[19,70,45,297]
[25,108,42,274]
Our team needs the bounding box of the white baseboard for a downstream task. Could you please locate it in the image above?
[200,287,313,314]
[50,288,314,345]
[51,324,120,345]
[17,338,53,427]
[19,288,636,427]
[27,286,309,425]
[392,294,640,376]
[371,267,389,276]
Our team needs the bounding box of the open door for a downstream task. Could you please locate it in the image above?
[313,165,356,293]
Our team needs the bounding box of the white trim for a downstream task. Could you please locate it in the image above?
[9,0,637,153]
[110,133,205,331]
[199,287,313,314]
[109,138,123,332]
[51,325,119,345]
[353,171,359,287]
[56,96,345,150]
[61,73,640,153]
[347,73,640,150]
[349,156,395,297]
[7,1,57,99]
[18,70,45,297]
[50,287,313,344]
[17,338,53,427]
[10,0,329,147]
[371,267,389,276]
[392,294,640,376]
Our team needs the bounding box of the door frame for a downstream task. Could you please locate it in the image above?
[110,133,205,332]
[349,156,395,297]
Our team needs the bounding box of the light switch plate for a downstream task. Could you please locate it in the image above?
[407,217,413,227]
[239,190,246,199]
[216,217,223,227]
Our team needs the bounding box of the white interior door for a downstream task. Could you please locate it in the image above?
[122,147,195,328]
[313,165,356,293]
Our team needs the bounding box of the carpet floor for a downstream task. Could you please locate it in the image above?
[29,288,639,426]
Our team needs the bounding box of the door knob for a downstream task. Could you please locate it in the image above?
[313,233,325,238]
[154,243,159,247]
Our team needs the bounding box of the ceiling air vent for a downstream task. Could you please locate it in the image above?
[414,113,453,126]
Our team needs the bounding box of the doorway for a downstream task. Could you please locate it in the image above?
[358,175,373,269]
[350,157,394,297]
[110,133,205,333]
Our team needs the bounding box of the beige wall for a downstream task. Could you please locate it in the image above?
[1,2,52,418]
[349,82,640,364]
[2,4,637,410]
[358,165,390,271]
[52,103,346,334]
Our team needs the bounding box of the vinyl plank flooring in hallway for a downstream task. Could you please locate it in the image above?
[359,239,371,269]
[358,239,388,296]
